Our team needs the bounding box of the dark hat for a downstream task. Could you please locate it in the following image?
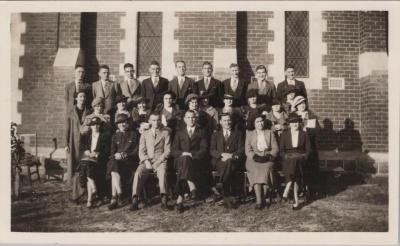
[91,97,105,107]
[223,94,234,100]
[287,112,301,123]
[185,93,199,104]
[115,94,128,104]
[283,86,297,97]
[88,116,103,126]
[115,113,129,124]
[246,89,258,99]
[271,98,281,106]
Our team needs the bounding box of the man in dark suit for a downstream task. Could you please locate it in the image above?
[276,65,307,104]
[64,65,91,114]
[195,61,222,108]
[168,60,197,110]
[117,63,142,109]
[222,63,247,107]
[92,65,118,115]
[141,61,169,111]
[247,65,276,110]
[210,113,245,208]
[171,110,208,213]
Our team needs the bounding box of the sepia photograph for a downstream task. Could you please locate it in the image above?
[1,0,399,244]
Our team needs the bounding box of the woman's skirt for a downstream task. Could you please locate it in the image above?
[282,153,305,183]
[245,160,274,187]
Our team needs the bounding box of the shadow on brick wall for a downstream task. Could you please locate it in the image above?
[236,11,254,84]
[81,12,99,83]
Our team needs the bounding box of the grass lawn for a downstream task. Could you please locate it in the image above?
[11,172,388,232]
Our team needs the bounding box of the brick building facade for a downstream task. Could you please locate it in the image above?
[11,11,388,172]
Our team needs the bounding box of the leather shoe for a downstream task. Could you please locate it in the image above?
[292,204,301,210]
[190,189,197,200]
[176,203,184,213]
[129,197,139,211]
[255,203,263,210]
[108,200,118,210]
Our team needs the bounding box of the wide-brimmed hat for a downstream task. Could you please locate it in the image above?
[115,95,128,104]
[91,97,105,107]
[132,96,148,106]
[293,95,306,108]
[88,116,103,126]
[115,113,129,124]
[246,89,258,99]
[185,93,199,104]
[283,86,297,97]
[287,112,301,123]
[223,94,234,100]
[271,98,281,106]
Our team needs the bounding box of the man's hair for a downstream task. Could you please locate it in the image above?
[75,65,85,70]
[124,63,134,70]
[150,60,160,67]
[219,112,232,121]
[229,63,239,69]
[149,111,161,119]
[185,110,197,118]
[175,60,186,67]
[202,61,213,68]
[255,65,267,73]
[99,65,110,72]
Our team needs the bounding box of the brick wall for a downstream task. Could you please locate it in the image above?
[59,13,81,48]
[360,11,388,53]
[174,12,237,77]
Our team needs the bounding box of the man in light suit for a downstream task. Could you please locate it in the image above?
[130,112,171,211]
[222,63,247,107]
[92,65,118,115]
[276,65,307,104]
[195,61,222,108]
[141,61,169,111]
[64,65,91,113]
[247,65,276,111]
[117,63,142,109]
[168,60,197,110]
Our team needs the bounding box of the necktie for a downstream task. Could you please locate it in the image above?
[232,79,238,91]
[153,77,158,88]
[188,128,193,138]
[224,130,230,141]
[205,78,209,90]
[153,130,157,139]
[178,77,184,89]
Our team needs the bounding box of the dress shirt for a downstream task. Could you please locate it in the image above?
[291,129,299,148]
[151,76,159,87]
[231,78,238,91]
[204,77,211,90]
[287,79,295,86]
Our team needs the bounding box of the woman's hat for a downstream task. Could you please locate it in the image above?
[223,94,234,100]
[162,90,177,100]
[115,113,129,124]
[287,112,301,123]
[91,97,105,107]
[246,89,258,99]
[271,98,281,106]
[88,116,103,126]
[115,95,128,104]
[185,93,199,104]
[283,86,297,97]
[132,96,148,106]
[293,95,306,108]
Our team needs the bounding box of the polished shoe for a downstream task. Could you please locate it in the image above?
[86,201,94,208]
[292,204,301,210]
[176,203,184,213]
[190,189,197,200]
[281,196,289,203]
[160,194,168,210]
[108,201,118,210]
[129,197,139,211]
[212,193,222,203]
[255,203,263,210]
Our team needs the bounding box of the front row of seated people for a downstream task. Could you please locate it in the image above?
[73,89,316,213]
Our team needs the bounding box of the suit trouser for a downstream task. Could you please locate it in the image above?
[132,162,167,197]
[216,159,237,196]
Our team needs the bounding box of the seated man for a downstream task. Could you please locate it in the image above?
[171,110,208,213]
[130,112,171,211]
[107,114,139,210]
[210,113,245,208]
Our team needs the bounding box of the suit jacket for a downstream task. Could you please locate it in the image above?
[195,77,222,108]
[245,130,279,159]
[247,80,276,108]
[276,79,307,103]
[139,128,171,169]
[141,77,169,110]
[64,82,92,113]
[210,128,245,161]
[171,127,208,160]
[117,79,143,103]
[110,129,139,161]
[222,78,247,107]
[168,76,197,109]
[79,131,110,163]
[92,80,118,114]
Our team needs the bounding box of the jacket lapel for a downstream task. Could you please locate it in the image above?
[180,77,190,95]
[154,129,163,146]
[97,82,105,98]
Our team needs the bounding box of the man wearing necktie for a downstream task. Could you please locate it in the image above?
[92,65,118,115]
[130,112,171,211]
[168,60,197,110]
[210,113,245,208]
[276,65,308,104]
[247,65,277,111]
[195,61,223,108]
[64,65,92,114]
[141,61,169,111]
[222,63,247,107]
[117,63,142,109]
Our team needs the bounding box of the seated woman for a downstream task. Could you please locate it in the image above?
[241,89,268,132]
[81,97,111,135]
[293,95,321,201]
[280,113,311,210]
[154,91,182,132]
[131,97,151,134]
[245,114,279,210]
[78,117,110,208]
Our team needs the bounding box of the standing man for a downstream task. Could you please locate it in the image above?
[64,65,91,114]
[171,110,208,213]
[195,61,222,108]
[276,65,308,104]
[168,60,197,110]
[141,61,169,111]
[117,63,142,108]
[210,113,245,208]
[130,113,171,211]
[247,65,276,110]
[222,63,247,107]
[92,65,118,115]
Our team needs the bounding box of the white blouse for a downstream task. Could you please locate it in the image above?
[256,130,269,151]
[291,130,299,148]
[91,132,99,152]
